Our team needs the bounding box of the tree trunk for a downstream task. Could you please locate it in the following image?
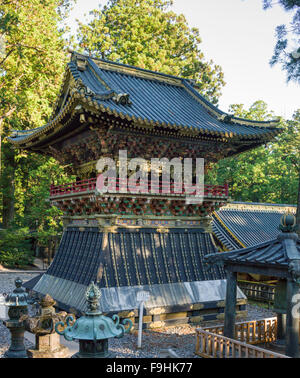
[1,143,16,228]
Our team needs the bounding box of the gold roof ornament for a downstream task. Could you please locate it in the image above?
[279,212,297,233]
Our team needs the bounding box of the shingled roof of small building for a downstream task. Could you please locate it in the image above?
[206,214,300,279]
[8,51,281,148]
[212,202,297,250]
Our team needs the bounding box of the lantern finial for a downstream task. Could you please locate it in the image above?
[85,281,101,313]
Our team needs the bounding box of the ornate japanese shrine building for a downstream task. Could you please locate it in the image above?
[9,52,281,327]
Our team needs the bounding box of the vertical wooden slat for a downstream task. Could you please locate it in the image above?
[211,335,216,357]
[257,320,262,342]
[195,331,199,355]
[199,333,203,355]
[264,319,268,343]
[238,344,242,358]
[269,319,273,342]
[274,318,277,341]
[253,321,256,343]
[226,339,230,357]
[247,322,251,343]
[208,334,212,355]
[201,333,205,355]
[219,338,223,358]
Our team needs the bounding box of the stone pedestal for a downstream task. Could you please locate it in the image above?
[27,333,69,358]
[3,320,27,358]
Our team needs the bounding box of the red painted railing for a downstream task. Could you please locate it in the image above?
[50,177,229,198]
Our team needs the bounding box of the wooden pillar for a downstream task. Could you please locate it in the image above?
[286,279,300,358]
[276,313,286,345]
[224,270,237,339]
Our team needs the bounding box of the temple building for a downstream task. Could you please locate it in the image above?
[9,51,281,327]
[212,202,297,284]
[205,214,300,358]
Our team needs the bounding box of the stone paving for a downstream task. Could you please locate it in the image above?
[0,272,276,358]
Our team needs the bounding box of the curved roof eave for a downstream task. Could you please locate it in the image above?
[7,95,282,148]
[8,91,80,147]
[7,51,282,148]
[181,80,280,129]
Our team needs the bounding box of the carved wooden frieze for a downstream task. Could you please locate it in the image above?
[47,122,231,177]
[53,194,226,218]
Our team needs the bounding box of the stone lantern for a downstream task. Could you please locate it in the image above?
[55,282,133,358]
[3,278,29,358]
[21,294,71,358]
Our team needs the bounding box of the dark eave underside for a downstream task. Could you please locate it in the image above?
[206,233,300,277]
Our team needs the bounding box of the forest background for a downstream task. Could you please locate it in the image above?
[0,0,299,267]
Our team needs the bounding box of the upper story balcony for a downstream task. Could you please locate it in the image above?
[49,177,229,202]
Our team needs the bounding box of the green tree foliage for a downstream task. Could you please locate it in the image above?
[0,0,72,129]
[0,0,298,268]
[262,0,300,83]
[0,228,33,268]
[75,0,225,104]
[207,100,299,205]
[13,154,73,234]
[0,0,74,265]
[261,1,300,233]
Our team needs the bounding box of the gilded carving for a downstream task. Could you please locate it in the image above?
[190,316,204,323]
[148,321,165,329]
[192,303,204,310]
[149,307,166,315]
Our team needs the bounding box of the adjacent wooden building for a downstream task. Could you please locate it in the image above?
[205,214,300,357]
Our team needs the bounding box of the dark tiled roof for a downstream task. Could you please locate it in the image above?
[25,227,225,312]
[205,233,300,271]
[31,276,246,314]
[8,52,280,146]
[76,58,277,137]
[212,203,297,250]
[23,273,43,290]
[207,209,300,278]
[45,227,224,287]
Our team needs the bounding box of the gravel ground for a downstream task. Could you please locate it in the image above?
[0,272,276,358]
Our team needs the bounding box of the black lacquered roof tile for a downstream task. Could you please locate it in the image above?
[45,227,223,288]
[213,205,296,250]
[9,54,281,146]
